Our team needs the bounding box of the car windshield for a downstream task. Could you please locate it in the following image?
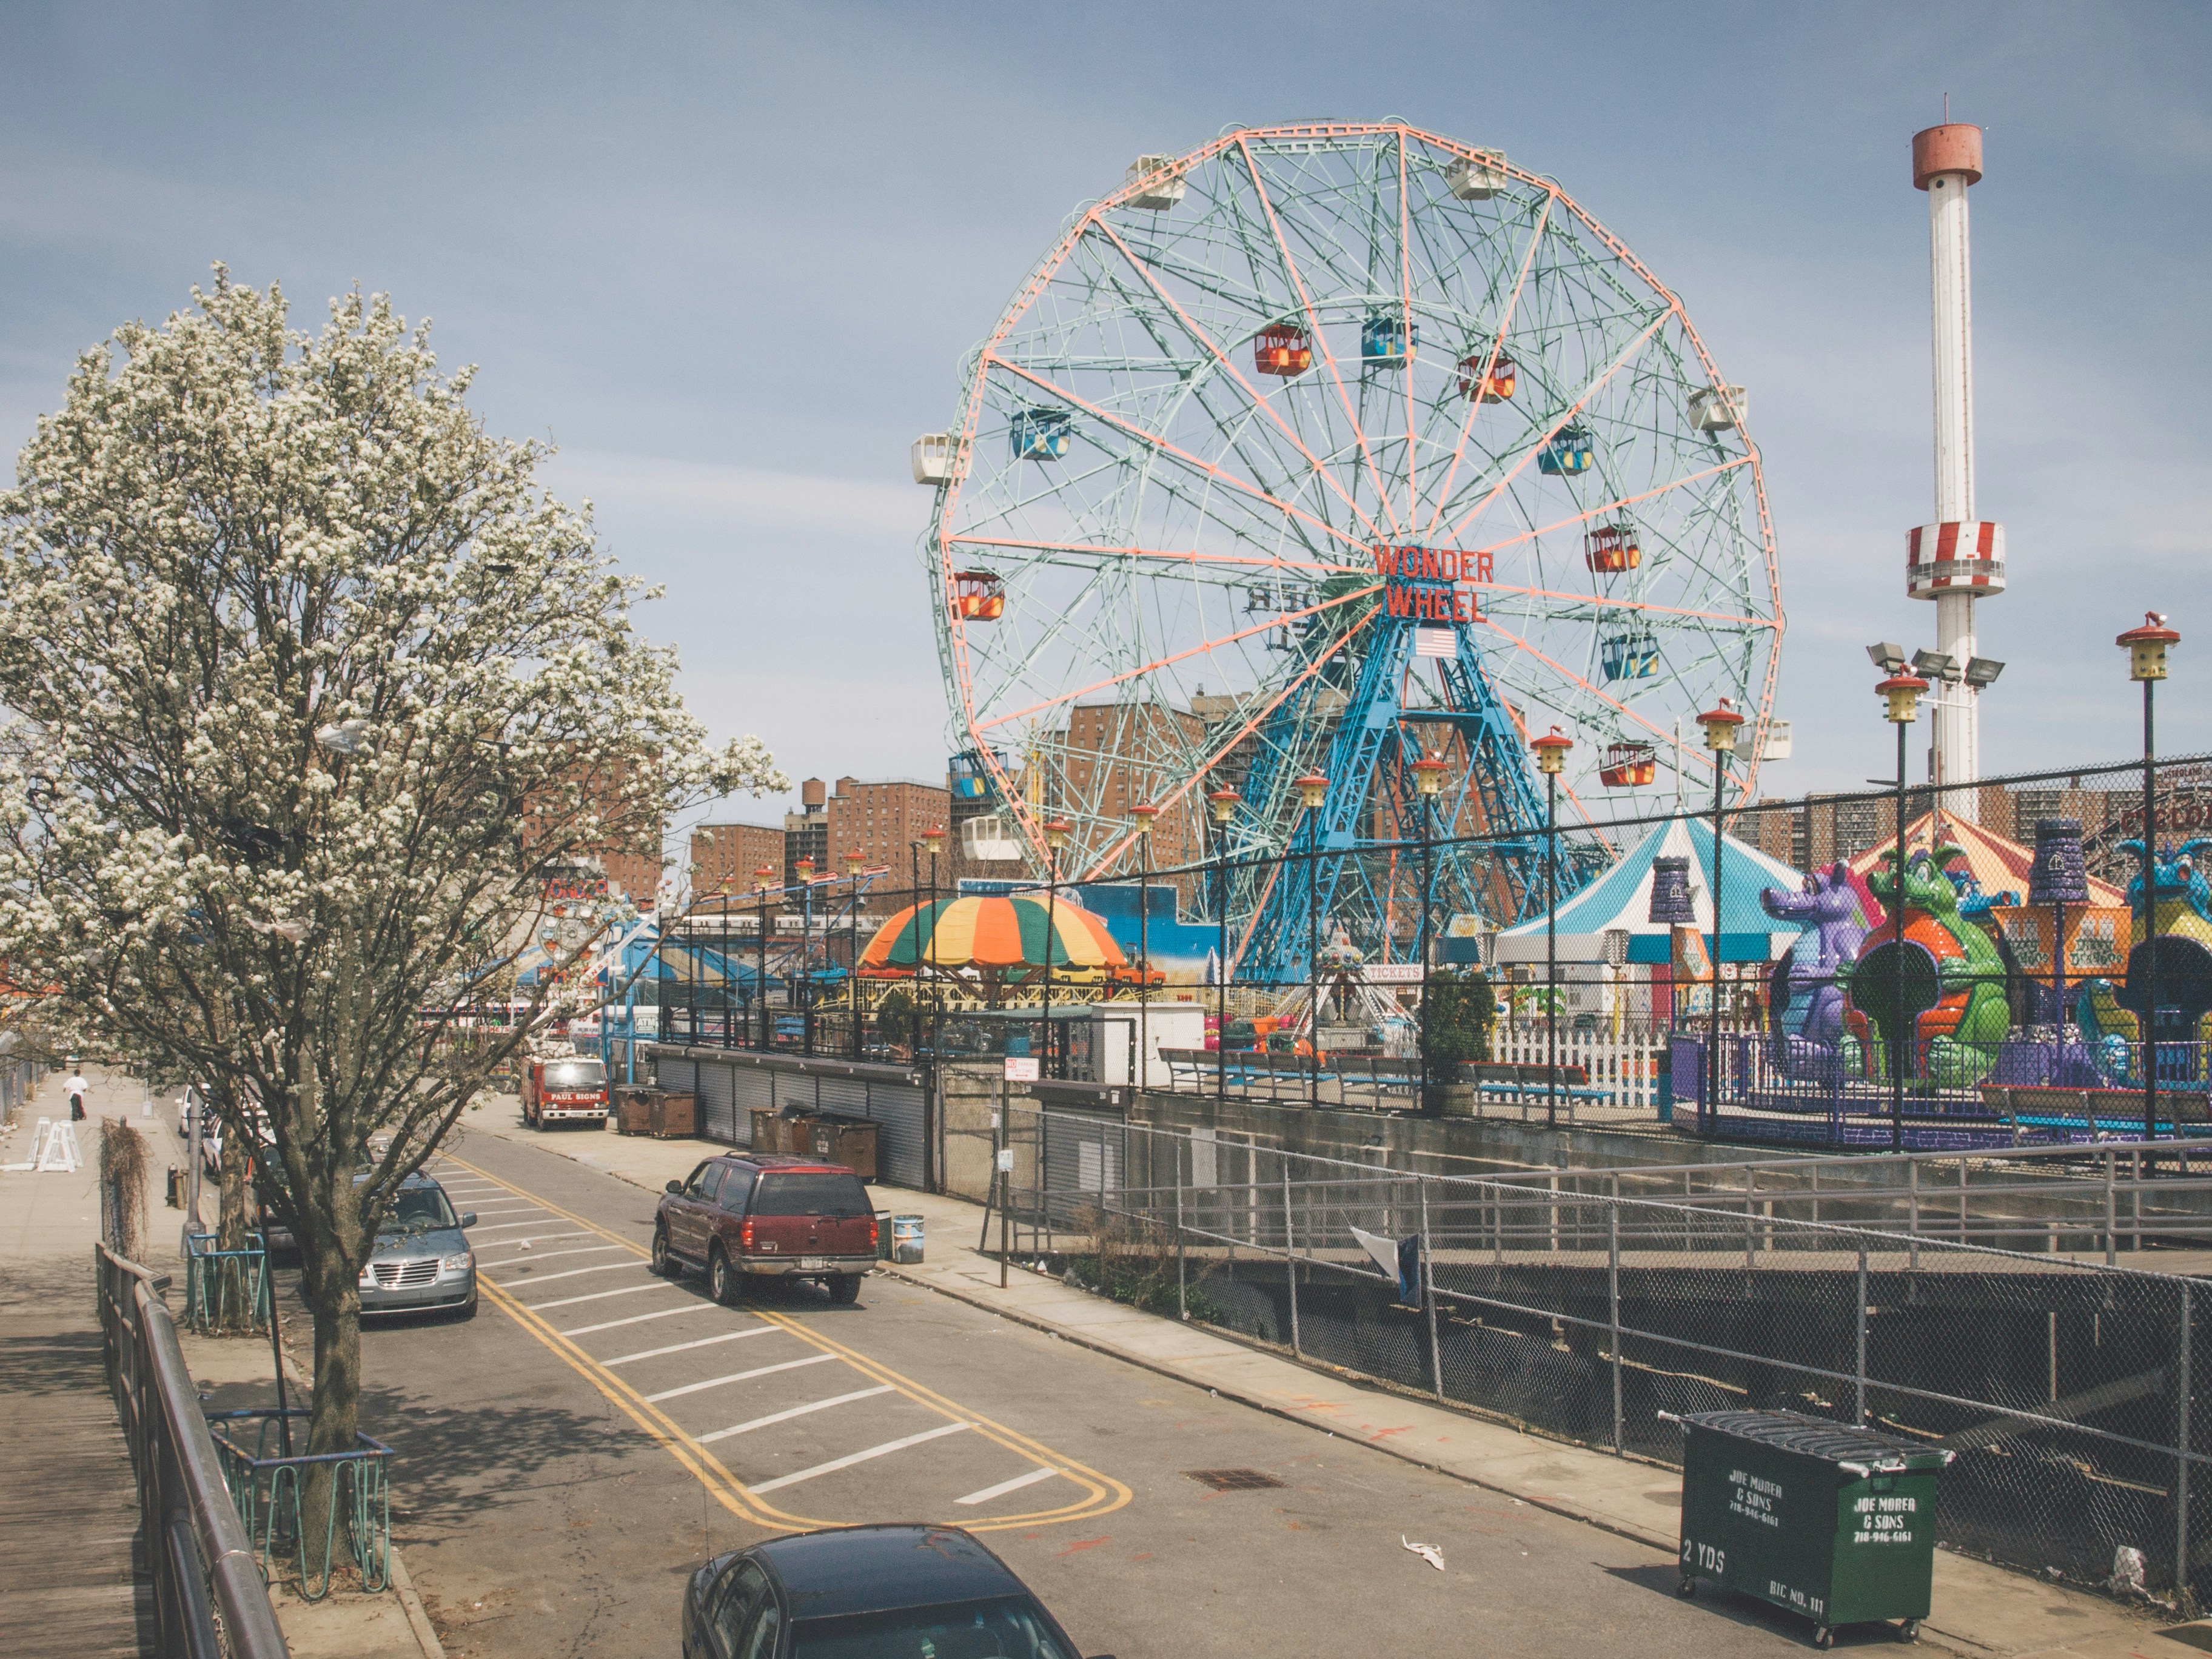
[751,1173,872,1218]
[545,1061,604,1089]
[379,1187,457,1236]
[791,1598,1072,1659]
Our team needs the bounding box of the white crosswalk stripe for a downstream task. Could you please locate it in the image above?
[697,1386,894,1445]
[954,1466,1063,1506]
[602,1327,778,1367]
[525,1282,677,1312]
[748,1421,970,1493]
[643,1353,834,1404]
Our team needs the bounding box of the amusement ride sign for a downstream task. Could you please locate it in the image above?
[1374,544,1494,624]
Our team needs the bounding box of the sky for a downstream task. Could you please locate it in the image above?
[4,1,2210,845]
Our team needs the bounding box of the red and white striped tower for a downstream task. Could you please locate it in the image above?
[1908,121,2002,821]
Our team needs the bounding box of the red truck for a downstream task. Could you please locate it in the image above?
[651,1154,879,1305]
[521,1054,609,1128]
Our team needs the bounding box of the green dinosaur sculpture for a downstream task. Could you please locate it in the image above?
[1858,845,2009,1087]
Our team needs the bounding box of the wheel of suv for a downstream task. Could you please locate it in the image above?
[709,1247,740,1306]
[650,1227,674,1277]
[828,1273,862,1307]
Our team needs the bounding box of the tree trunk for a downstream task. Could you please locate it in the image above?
[213,1132,252,1329]
[297,1225,363,1561]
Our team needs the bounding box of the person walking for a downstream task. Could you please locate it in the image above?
[64,1065,89,1121]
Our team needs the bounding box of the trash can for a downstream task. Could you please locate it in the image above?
[749,1105,782,1153]
[1672,1409,1952,1647]
[613,1086,657,1136]
[649,1092,697,1139]
[809,1116,879,1180]
[891,1214,924,1264]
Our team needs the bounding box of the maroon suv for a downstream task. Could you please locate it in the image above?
[651,1155,879,1305]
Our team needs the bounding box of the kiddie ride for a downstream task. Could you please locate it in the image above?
[1752,838,2212,1138]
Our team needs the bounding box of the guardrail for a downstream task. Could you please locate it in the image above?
[95,1241,290,1659]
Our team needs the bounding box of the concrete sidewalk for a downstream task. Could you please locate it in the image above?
[465,1100,2201,1659]
[0,1064,438,1659]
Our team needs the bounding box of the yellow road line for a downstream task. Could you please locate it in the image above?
[443,1153,1131,1534]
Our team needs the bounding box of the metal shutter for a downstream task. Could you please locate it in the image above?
[731,1067,773,1146]
[657,1056,697,1095]
[865,1082,927,1190]
[697,1061,737,1145]
[773,1071,817,1114]
[818,1078,868,1118]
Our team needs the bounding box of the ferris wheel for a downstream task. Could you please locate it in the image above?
[915,121,1782,982]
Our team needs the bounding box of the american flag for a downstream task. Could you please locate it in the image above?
[1414,627,1455,659]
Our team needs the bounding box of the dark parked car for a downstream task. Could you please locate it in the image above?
[681,1525,1103,1659]
[652,1154,877,1305]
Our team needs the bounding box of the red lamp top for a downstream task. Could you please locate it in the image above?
[2118,611,2180,648]
[1695,698,1746,731]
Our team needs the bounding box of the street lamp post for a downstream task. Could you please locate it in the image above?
[1531,730,1574,1128]
[1293,774,1330,1111]
[843,850,866,1058]
[1207,788,1241,1104]
[719,881,734,1048]
[753,866,775,1049]
[1877,672,1930,1150]
[1409,752,1450,1116]
[795,855,816,1057]
[1695,701,1746,1131]
[922,825,945,1073]
[2120,613,2180,1147]
[1042,820,1071,1081]
[1131,803,1159,1091]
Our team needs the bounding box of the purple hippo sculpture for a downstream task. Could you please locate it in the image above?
[1761,863,1868,1078]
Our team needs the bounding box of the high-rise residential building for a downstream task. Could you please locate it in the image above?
[826,776,954,890]
[688,821,784,900]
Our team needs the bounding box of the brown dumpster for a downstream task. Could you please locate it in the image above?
[809,1116,878,1181]
[749,1105,782,1154]
[613,1086,656,1136]
[650,1092,697,1139]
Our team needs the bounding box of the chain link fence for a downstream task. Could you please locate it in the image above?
[1000,1102,2210,1605]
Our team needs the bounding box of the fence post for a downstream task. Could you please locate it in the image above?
[1608,1198,1623,1455]
[1175,1147,1187,1322]
[1908,1159,1921,1272]
[1282,1161,1299,1357]
[1855,1240,1869,1427]
[2106,1152,2119,1269]
[1420,1182,1444,1404]
[2180,1278,2194,1608]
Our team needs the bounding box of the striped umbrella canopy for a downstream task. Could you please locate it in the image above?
[861,894,1127,973]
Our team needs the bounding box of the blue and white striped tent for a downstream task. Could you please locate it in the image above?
[1495,816,1808,965]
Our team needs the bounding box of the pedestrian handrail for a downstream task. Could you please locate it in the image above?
[95,1241,290,1659]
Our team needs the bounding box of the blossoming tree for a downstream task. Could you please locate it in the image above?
[0,271,785,1461]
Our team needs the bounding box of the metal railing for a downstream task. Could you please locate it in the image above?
[206,1410,391,1601]
[95,1242,290,1659]
[183,1231,271,1334]
[1000,1104,2211,1602]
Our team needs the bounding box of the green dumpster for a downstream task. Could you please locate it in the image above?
[1671,1409,1954,1648]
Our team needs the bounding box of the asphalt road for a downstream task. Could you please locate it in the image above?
[334,1127,1833,1659]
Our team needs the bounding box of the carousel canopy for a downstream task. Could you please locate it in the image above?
[1496,815,1808,964]
[861,894,1128,973]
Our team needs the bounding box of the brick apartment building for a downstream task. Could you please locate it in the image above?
[686,819,784,898]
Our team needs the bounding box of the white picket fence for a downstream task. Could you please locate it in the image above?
[1487,1021,1669,1121]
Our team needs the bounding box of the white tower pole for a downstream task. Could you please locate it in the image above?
[1908,122,2001,824]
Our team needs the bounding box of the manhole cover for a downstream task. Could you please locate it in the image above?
[1185,1468,1285,1492]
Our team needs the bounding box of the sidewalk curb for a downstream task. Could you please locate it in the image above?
[387,1545,446,1659]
